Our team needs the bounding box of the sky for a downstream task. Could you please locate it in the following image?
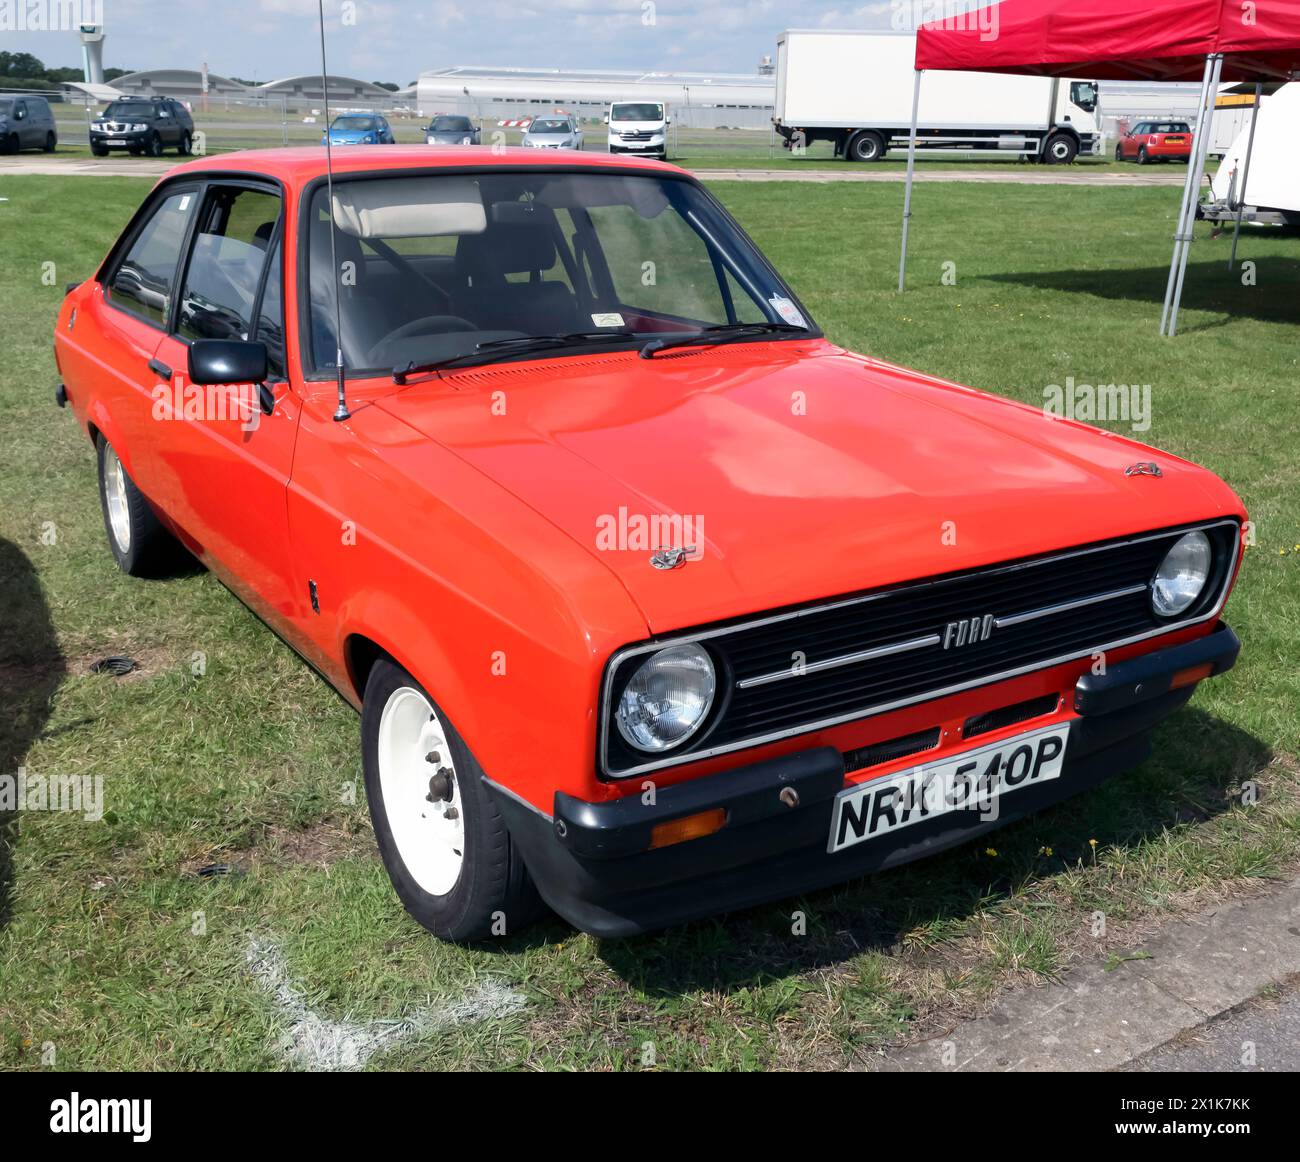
[4,0,916,83]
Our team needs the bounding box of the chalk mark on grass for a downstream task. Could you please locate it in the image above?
[246,935,526,1071]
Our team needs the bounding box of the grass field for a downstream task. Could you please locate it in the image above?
[1,172,1297,1071]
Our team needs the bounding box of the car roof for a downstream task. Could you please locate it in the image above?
[161,145,686,188]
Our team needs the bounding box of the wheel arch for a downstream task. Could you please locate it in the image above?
[85,399,144,480]
[339,615,485,751]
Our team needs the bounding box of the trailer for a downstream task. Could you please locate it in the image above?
[773,29,1101,163]
[1203,82,1300,226]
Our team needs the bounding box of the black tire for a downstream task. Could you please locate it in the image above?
[91,144,108,157]
[145,132,162,158]
[1137,146,1150,166]
[1042,133,1077,165]
[43,132,56,153]
[846,130,885,162]
[362,659,542,942]
[95,434,180,576]
[1115,143,1124,161]
[178,131,192,156]
[3,133,17,155]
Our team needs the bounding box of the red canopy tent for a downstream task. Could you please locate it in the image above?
[897,0,1300,334]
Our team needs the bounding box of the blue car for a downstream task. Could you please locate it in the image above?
[321,114,395,146]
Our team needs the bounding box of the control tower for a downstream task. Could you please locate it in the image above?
[79,24,105,86]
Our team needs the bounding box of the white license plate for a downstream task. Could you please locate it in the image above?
[105,139,127,145]
[828,725,1069,853]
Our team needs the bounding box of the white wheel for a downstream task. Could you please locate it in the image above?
[104,445,132,554]
[376,686,465,895]
[362,659,541,941]
[95,434,179,576]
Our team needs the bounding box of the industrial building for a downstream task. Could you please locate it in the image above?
[415,65,776,128]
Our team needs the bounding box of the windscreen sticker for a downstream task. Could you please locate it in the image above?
[591,312,625,328]
[769,296,806,328]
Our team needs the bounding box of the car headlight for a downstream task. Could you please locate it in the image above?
[461,136,472,144]
[615,644,716,752]
[1151,530,1212,617]
[131,123,147,132]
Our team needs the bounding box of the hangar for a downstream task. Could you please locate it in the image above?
[415,65,775,128]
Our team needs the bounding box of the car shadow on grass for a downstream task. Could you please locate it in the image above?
[0,538,65,929]
[982,256,1300,329]
[596,706,1272,997]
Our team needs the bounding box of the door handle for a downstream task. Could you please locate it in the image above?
[147,358,172,380]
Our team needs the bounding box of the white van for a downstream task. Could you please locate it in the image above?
[605,101,668,160]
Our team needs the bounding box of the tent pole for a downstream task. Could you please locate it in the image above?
[1160,55,1218,336]
[1167,53,1224,337]
[898,68,923,292]
[1228,81,1263,271]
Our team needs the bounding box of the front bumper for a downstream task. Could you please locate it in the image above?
[491,624,1240,938]
[90,130,149,149]
[608,140,665,155]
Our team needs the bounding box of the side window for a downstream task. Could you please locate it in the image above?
[254,237,286,381]
[106,188,197,327]
[176,186,281,343]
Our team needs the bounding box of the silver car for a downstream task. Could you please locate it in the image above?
[425,115,481,146]
[521,116,584,151]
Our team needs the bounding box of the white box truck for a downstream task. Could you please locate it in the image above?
[774,29,1101,163]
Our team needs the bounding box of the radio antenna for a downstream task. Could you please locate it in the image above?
[318,0,350,421]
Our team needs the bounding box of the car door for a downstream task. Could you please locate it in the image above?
[154,103,176,147]
[148,180,304,627]
[64,183,202,502]
[11,100,29,148]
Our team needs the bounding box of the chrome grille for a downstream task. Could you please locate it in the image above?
[600,520,1240,777]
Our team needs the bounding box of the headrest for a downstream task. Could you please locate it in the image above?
[458,200,558,274]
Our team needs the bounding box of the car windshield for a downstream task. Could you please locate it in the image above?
[610,103,662,122]
[1156,123,1189,133]
[333,116,377,131]
[530,119,571,134]
[429,116,472,132]
[305,170,812,375]
[103,101,151,119]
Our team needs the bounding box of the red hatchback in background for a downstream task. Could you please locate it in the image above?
[1115,120,1193,163]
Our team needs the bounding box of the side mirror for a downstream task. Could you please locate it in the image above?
[188,339,268,387]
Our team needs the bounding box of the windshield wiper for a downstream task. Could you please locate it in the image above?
[638,322,809,360]
[393,331,635,383]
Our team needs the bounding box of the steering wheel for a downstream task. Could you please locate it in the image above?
[365,315,478,367]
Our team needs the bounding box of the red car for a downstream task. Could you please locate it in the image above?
[53,147,1246,941]
[1115,120,1193,163]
